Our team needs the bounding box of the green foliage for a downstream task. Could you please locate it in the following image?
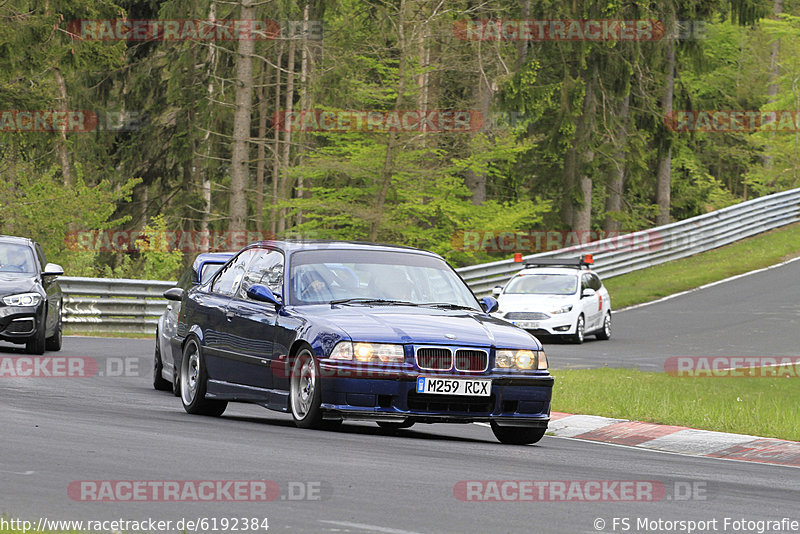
[0,163,137,275]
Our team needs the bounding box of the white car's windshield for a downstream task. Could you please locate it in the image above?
[504,273,578,295]
[290,249,481,310]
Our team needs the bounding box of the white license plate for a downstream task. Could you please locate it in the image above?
[514,320,539,329]
[416,377,491,396]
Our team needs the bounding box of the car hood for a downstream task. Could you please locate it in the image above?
[298,305,541,349]
[496,294,576,314]
[0,274,39,297]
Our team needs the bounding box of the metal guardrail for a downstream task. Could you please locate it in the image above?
[456,187,800,296]
[61,277,176,334]
[59,186,800,332]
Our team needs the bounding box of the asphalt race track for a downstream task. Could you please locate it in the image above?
[546,258,800,370]
[1,260,798,533]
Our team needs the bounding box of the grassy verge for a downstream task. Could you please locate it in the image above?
[64,330,154,339]
[604,222,800,309]
[551,367,800,441]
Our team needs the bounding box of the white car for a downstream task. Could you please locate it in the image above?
[491,256,611,344]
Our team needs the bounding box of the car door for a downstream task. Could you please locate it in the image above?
[221,248,285,393]
[34,243,60,337]
[581,272,601,330]
[200,249,258,383]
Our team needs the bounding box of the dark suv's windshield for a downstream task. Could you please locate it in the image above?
[0,243,36,274]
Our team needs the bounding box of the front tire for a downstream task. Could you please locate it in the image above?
[595,312,612,340]
[45,308,62,351]
[26,318,46,355]
[490,422,546,445]
[290,348,325,429]
[180,338,227,416]
[569,314,585,344]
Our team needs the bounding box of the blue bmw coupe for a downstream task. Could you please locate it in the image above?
[165,241,553,444]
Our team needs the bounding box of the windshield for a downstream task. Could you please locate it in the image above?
[504,273,578,295]
[289,249,481,309]
[0,243,37,274]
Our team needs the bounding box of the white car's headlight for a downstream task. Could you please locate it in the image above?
[551,305,573,314]
[329,341,404,363]
[2,293,42,307]
[496,349,547,370]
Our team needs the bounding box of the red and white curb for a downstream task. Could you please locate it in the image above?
[548,412,800,468]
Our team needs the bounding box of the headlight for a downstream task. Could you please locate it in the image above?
[496,349,547,370]
[2,293,42,307]
[551,305,573,314]
[329,341,404,363]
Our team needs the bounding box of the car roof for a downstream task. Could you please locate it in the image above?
[192,252,235,271]
[516,266,594,276]
[248,239,441,258]
[0,235,35,247]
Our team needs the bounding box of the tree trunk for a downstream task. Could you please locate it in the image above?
[605,93,630,233]
[271,43,284,235]
[277,36,296,234]
[53,68,72,188]
[464,76,491,205]
[763,0,782,169]
[228,0,256,232]
[255,61,269,234]
[369,0,408,242]
[573,67,597,232]
[655,38,675,226]
[297,3,310,226]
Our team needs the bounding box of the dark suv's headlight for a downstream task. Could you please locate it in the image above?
[2,293,42,307]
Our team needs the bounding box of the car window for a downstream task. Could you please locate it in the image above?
[505,273,578,295]
[238,249,284,300]
[210,249,256,297]
[200,262,226,284]
[0,243,37,274]
[589,273,602,291]
[581,274,591,291]
[35,243,47,269]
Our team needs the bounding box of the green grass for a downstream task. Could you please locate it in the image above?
[604,222,800,309]
[64,329,154,339]
[551,367,800,440]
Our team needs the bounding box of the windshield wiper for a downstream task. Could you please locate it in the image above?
[330,298,418,306]
[418,302,478,311]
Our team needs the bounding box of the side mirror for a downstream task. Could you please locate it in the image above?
[43,263,64,276]
[581,288,596,298]
[480,296,499,314]
[163,287,185,302]
[246,284,282,307]
[492,286,502,296]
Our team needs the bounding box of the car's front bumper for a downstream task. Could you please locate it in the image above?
[495,311,579,336]
[316,362,553,427]
[0,304,43,343]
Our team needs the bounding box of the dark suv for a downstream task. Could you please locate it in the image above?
[0,236,64,354]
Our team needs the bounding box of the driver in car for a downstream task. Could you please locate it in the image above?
[0,247,33,273]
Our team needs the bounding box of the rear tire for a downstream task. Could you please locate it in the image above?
[595,312,612,340]
[180,338,227,416]
[153,331,172,391]
[490,422,546,445]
